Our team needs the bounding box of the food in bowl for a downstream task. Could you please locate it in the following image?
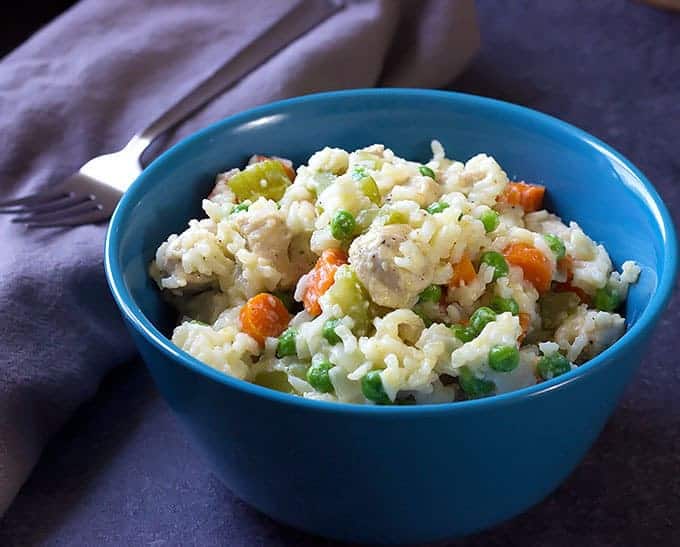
[149,141,639,405]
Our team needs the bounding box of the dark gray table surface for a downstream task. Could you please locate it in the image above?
[1,1,679,545]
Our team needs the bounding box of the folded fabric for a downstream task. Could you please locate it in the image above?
[0,0,479,514]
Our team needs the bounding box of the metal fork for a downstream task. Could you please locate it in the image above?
[0,0,342,228]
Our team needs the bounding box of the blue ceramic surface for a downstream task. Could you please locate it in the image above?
[105,89,677,544]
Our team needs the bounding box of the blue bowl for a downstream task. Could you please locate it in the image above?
[105,89,677,544]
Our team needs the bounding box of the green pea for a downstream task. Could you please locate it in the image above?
[307,361,334,393]
[361,370,390,404]
[276,327,298,358]
[480,251,509,280]
[479,209,500,233]
[418,284,442,304]
[594,286,620,312]
[469,306,497,335]
[543,234,566,260]
[537,353,571,380]
[451,324,476,343]
[490,296,519,316]
[419,165,436,179]
[231,202,250,214]
[322,318,342,345]
[488,344,520,372]
[330,210,356,240]
[458,366,495,398]
[426,201,450,215]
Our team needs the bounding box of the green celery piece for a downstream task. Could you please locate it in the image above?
[313,171,336,195]
[384,210,409,225]
[253,371,293,393]
[354,151,384,170]
[356,208,379,232]
[228,159,292,202]
[358,175,380,204]
[324,265,371,335]
[539,292,580,329]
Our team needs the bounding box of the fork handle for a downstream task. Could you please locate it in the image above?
[128,0,342,154]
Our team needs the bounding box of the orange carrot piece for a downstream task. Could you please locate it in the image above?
[518,312,531,343]
[240,293,291,345]
[499,182,545,212]
[504,242,552,293]
[302,248,348,316]
[449,255,476,287]
[322,248,348,266]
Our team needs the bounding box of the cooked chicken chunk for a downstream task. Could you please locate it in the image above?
[349,224,434,308]
[233,203,294,287]
[287,233,318,283]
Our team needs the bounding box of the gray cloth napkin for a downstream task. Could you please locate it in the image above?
[0,0,479,515]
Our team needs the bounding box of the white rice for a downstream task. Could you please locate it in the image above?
[150,142,639,405]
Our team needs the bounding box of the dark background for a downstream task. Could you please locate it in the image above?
[1,1,679,546]
[0,1,76,59]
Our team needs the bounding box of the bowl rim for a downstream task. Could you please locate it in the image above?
[105,88,678,416]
